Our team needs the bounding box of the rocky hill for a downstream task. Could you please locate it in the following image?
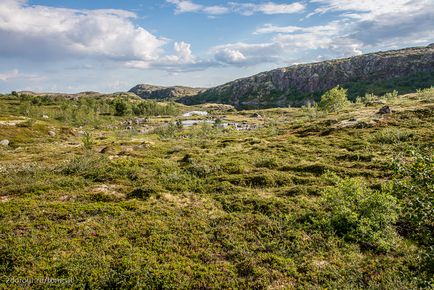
[179,44,434,108]
[129,84,204,100]
[14,91,139,100]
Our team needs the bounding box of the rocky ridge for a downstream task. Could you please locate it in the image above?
[128,84,205,100]
[178,44,434,108]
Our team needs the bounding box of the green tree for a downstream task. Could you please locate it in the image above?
[319,86,350,112]
[113,98,131,116]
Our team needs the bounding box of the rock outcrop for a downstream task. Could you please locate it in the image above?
[179,44,434,108]
[129,84,205,100]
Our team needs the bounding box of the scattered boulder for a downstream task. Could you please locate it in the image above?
[134,118,148,125]
[379,106,391,115]
[48,131,56,137]
[0,139,10,146]
[251,113,262,118]
[42,115,49,119]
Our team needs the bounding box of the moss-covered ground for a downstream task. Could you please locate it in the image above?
[0,90,433,289]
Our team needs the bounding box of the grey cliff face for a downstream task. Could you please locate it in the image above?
[129,45,434,109]
[178,45,434,108]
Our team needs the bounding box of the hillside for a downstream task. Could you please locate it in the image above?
[129,84,205,100]
[178,44,434,108]
[0,88,432,288]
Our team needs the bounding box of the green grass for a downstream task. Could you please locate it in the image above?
[0,90,433,289]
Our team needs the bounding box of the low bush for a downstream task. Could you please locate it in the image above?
[321,172,399,252]
[372,128,414,144]
[391,149,433,246]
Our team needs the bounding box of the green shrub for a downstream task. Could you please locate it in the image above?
[153,124,181,139]
[318,86,350,112]
[383,90,398,99]
[416,87,434,99]
[254,155,280,169]
[391,149,433,246]
[113,98,131,116]
[372,128,414,144]
[128,186,161,200]
[322,172,399,252]
[356,93,377,105]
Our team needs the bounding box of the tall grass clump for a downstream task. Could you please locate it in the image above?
[372,128,414,144]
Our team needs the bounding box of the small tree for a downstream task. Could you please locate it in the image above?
[113,98,131,116]
[318,86,350,112]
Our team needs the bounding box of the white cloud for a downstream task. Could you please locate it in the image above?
[309,0,420,20]
[211,42,283,66]
[0,69,19,81]
[214,48,247,64]
[0,69,42,82]
[254,22,363,55]
[308,0,434,48]
[254,24,303,34]
[203,6,230,15]
[250,2,305,15]
[0,0,183,67]
[166,0,203,14]
[166,1,305,15]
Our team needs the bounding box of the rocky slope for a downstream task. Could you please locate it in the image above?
[129,84,204,100]
[179,44,434,108]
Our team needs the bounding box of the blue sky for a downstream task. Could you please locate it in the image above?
[0,0,433,93]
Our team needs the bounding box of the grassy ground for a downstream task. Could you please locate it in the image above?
[0,91,433,289]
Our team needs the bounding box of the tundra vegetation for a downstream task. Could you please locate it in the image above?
[0,87,433,289]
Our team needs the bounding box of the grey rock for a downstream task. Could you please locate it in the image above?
[0,140,10,146]
[251,113,262,118]
[379,106,392,115]
[48,131,56,137]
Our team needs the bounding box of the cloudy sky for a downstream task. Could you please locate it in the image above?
[0,0,433,93]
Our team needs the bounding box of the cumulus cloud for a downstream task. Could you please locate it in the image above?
[308,0,434,48]
[0,69,42,82]
[166,0,203,14]
[0,0,196,68]
[211,42,283,66]
[229,2,305,15]
[166,1,305,15]
[253,22,362,57]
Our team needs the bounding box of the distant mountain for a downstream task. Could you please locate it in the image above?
[129,84,205,100]
[176,44,434,109]
[13,91,140,100]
